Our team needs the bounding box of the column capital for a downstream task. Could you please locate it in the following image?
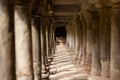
[80,11,92,24]
[111,3,120,8]
[110,0,120,4]
[94,0,111,9]
[14,0,32,6]
[31,16,40,26]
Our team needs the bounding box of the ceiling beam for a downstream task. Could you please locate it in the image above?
[52,0,80,5]
[54,16,72,20]
[54,12,75,16]
[53,5,80,12]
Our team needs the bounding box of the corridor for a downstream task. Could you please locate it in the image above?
[0,0,120,80]
[49,41,110,80]
[49,42,88,80]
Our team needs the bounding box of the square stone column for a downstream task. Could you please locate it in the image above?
[99,8,111,77]
[91,12,101,75]
[111,3,120,80]
[14,4,33,80]
[32,18,41,80]
[0,0,15,80]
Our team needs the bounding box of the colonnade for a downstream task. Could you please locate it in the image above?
[0,0,55,80]
[66,2,120,80]
[0,0,120,80]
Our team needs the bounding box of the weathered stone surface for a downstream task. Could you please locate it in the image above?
[0,0,15,80]
[15,5,33,80]
[91,13,101,75]
[81,15,87,66]
[85,12,92,72]
[111,5,120,80]
[99,8,111,77]
[49,44,89,80]
[40,21,49,79]
[32,19,41,80]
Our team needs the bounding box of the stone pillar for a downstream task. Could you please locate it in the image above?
[77,15,83,65]
[72,20,77,52]
[0,0,15,80]
[86,16,92,71]
[111,2,120,80]
[32,18,41,80]
[49,25,55,54]
[74,21,79,52]
[91,12,101,75]
[81,14,87,66]
[71,22,76,51]
[66,26,69,46]
[68,26,71,48]
[40,20,49,80]
[15,4,33,80]
[47,24,52,56]
[68,23,72,50]
[99,8,111,77]
[46,25,49,59]
[66,24,71,50]
[48,24,53,57]
[52,26,55,53]
[46,24,53,63]
[45,22,50,70]
[69,24,72,49]
[76,20,81,53]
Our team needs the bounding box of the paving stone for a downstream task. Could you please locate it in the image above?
[49,44,89,80]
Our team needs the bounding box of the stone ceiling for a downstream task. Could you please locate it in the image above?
[52,0,81,26]
[30,0,112,27]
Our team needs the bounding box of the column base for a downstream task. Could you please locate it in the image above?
[17,76,33,80]
[34,76,40,80]
[101,61,108,77]
[91,70,101,76]
[42,73,49,80]
[88,75,110,80]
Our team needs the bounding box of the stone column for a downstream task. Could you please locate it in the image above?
[76,19,81,53]
[32,18,41,80]
[71,22,76,51]
[46,25,49,59]
[49,25,54,54]
[111,2,120,80]
[52,26,55,53]
[68,23,72,50]
[45,21,50,70]
[66,24,71,50]
[40,20,49,80]
[66,26,69,46]
[69,24,72,49]
[72,20,77,52]
[74,22,79,52]
[15,4,33,80]
[77,15,83,65]
[68,26,71,48]
[46,24,52,63]
[0,0,15,80]
[81,14,87,66]
[48,24,53,57]
[99,8,111,77]
[91,12,101,75]
[86,16,92,71]
[47,24,52,56]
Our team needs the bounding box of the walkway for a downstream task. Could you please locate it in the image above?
[49,43,89,80]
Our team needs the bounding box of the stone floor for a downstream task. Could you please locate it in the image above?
[49,44,89,80]
[49,43,110,80]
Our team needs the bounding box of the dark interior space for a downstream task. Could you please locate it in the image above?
[55,27,66,38]
[55,27,66,44]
